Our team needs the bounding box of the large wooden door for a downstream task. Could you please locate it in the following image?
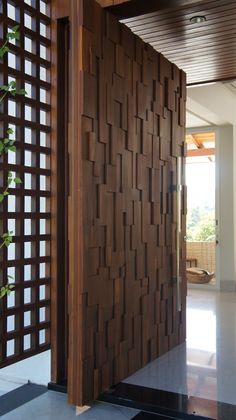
[67,0,187,406]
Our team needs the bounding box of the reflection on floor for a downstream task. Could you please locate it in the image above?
[2,391,139,420]
[125,289,236,406]
[2,288,236,419]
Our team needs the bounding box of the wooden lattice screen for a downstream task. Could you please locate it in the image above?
[0,0,51,367]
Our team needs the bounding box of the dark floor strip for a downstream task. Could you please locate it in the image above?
[99,382,236,420]
[0,383,47,417]
[48,380,67,394]
[131,412,185,420]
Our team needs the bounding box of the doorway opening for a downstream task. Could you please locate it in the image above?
[185,129,218,290]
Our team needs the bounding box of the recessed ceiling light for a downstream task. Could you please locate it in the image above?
[190,15,206,24]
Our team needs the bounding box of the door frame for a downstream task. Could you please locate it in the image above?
[51,0,71,385]
[186,125,220,291]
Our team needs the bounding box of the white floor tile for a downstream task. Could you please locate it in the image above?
[125,289,236,405]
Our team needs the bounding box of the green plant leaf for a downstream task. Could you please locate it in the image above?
[1,231,13,247]
[0,46,9,58]
[0,136,16,155]
[9,145,16,152]
[7,26,20,41]
[0,287,6,298]
[14,177,22,185]
[0,85,10,92]
[0,284,15,299]
[18,88,27,96]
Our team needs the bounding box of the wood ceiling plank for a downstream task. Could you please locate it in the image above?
[122,0,234,24]
[150,33,236,53]
[108,0,236,84]
[144,24,236,46]
[191,134,204,149]
[127,5,236,33]
[187,72,236,84]
[105,0,218,19]
[187,148,215,157]
[185,65,236,76]
[154,36,236,55]
[138,17,236,41]
[193,133,215,140]
[122,0,235,31]
[188,76,236,86]
[178,57,236,70]
[96,0,132,6]
[166,44,236,60]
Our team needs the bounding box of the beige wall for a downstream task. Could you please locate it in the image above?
[187,241,215,273]
[217,125,235,290]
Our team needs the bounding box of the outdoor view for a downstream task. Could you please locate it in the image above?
[186,162,215,243]
[185,132,216,286]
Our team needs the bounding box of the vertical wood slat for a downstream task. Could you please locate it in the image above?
[67,0,84,406]
[51,0,71,384]
[67,0,187,406]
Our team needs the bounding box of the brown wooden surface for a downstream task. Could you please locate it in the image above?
[98,0,206,19]
[68,0,187,406]
[96,0,132,6]
[51,0,71,384]
[0,0,51,366]
[67,0,84,406]
[121,0,236,85]
[187,148,215,157]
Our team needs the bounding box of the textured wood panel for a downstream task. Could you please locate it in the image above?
[122,0,236,85]
[68,0,187,406]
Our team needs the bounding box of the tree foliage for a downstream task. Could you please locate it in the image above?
[187,207,215,242]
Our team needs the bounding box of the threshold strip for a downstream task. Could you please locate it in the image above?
[99,382,236,420]
[132,412,187,419]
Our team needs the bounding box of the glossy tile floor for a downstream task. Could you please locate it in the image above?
[0,378,22,397]
[2,391,139,419]
[125,289,236,405]
[2,288,236,418]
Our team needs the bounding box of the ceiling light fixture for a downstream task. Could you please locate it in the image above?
[190,15,206,24]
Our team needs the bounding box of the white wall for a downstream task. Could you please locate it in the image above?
[217,125,235,291]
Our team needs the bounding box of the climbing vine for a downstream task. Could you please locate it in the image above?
[0,26,26,298]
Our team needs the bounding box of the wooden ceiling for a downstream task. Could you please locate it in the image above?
[186,132,215,162]
[100,0,236,85]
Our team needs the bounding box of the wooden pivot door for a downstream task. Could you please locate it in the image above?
[58,0,187,407]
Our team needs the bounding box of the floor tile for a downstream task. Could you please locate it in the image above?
[0,378,23,396]
[2,391,139,420]
[124,289,236,406]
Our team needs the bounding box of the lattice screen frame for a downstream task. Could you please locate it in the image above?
[0,0,51,367]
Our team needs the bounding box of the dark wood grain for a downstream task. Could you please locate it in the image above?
[121,0,236,84]
[67,0,187,406]
[100,0,207,19]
